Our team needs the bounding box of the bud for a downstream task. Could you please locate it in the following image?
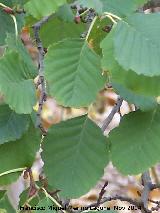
[3,7,14,15]
[74,16,81,24]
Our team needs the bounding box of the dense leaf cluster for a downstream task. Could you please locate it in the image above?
[0,0,160,211]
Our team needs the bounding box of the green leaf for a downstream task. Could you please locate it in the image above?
[110,108,160,174]
[35,198,55,213]
[113,83,157,111]
[24,0,66,19]
[0,52,36,114]
[5,34,37,78]
[56,4,74,22]
[101,0,147,16]
[88,17,111,56]
[101,29,160,99]
[0,104,30,145]
[114,13,160,76]
[77,0,103,14]
[45,38,106,107]
[0,124,40,185]
[0,191,6,200]
[77,0,147,16]
[19,187,45,210]
[0,0,28,6]
[0,11,15,45]
[42,115,108,198]
[0,1,24,45]
[0,193,15,213]
[40,17,85,47]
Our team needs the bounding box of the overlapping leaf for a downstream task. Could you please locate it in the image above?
[57,3,74,22]
[101,0,147,16]
[24,0,66,19]
[113,83,157,111]
[114,13,160,76]
[0,193,15,213]
[35,198,55,212]
[0,105,30,145]
[45,38,106,107]
[101,29,160,109]
[42,115,108,197]
[87,17,111,55]
[0,51,36,114]
[6,34,37,77]
[0,1,24,45]
[110,108,160,174]
[76,0,103,14]
[0,124,40,185]
[40,17,85,47]
[0,11,15,45]
[77,0,147,16]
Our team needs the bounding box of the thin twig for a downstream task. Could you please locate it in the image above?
[41,187,68,213]
[150,183,160,190]
[101,96,123,132]
[96,181,108,207]
[24,168,37,198]
[141,171,152,210]
[32,15,52,135]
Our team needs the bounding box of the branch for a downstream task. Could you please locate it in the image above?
[141,170,160,212]
[95,181,108,207]
[101,96,123,132]
[141,171,152,209]
[32,15,52,135]
[41,187,68,213]
[24,168,37,198]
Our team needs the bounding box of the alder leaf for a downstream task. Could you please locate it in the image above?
[113,83,157,111]
[45,38,106,107]
[0,11,15,45]
[5,34,37,78]
[35,198,55,213]
[101,29,160,107]
[40,17,85,47]
[0,193,15,213]
[42,115,109,197]
[76,0,103,14]
[56,3,74,22]
[0,104,30,145]
[0,6,24,45]
[0,124,40,185]
[76,0,147,16]
[24,0,66,19]
[101,0,147,16]
[0,51,36,114]
[114,13,160,76]
[110,108,160,174]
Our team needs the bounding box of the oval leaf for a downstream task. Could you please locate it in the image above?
[45,38,106,107]
[110,109,160,174]
[42,115,109,198]
[0,124,40,185]
[24,0,66,19]
[0,105,30,145]
[101,29,160,105]
[0,52,36,114]
[114,13,160,76]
